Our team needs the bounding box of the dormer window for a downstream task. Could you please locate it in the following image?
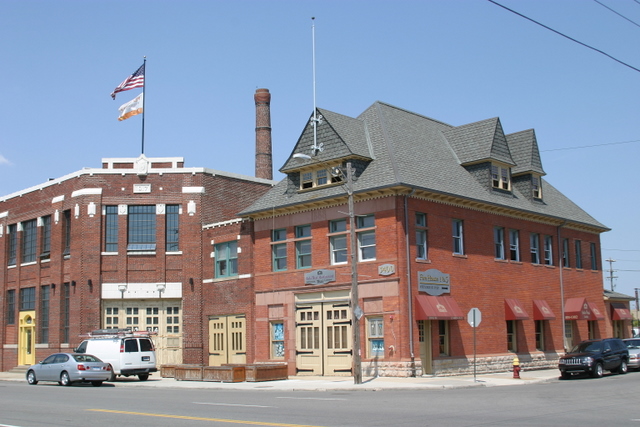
[299,166,343,190]
[491,164,511,191]
[532,175,542,199]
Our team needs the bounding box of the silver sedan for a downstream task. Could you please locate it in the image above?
[26,353,112,387]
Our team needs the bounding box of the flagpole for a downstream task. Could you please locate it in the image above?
[141,56,146,155]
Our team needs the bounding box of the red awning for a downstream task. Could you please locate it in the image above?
[505,298,530,320]
[611,302,633,320]
[414,295,464,320]
[564,298,604,320]
[588,302,605,320]
[532,299,556,320]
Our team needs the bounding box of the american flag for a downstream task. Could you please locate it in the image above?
[110,63,145,100]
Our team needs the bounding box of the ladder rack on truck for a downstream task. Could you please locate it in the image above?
[79,328,158,339]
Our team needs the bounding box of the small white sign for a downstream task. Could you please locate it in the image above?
[304,269,336,285]
[418,268,450,296]
[378,264,395,276]
[133,183,151,193]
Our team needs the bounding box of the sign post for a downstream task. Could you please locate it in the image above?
[467,308,482,382]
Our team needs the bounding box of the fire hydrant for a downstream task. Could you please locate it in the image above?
[512,356,521,379]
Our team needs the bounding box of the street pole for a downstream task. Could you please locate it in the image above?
[347,161,363,385]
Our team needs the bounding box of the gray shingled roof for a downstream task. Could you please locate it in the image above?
[507,129,545,176]
[240,102,608,231]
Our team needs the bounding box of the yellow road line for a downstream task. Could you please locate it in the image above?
[87,409,327,427]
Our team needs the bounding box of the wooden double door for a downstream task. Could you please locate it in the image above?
[295,301,353,376]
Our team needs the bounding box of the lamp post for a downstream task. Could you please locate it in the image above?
[293,153,363,384]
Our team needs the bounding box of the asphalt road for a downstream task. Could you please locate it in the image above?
[2,372,639,426]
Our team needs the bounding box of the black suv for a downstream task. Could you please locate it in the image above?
[558,338,629,379]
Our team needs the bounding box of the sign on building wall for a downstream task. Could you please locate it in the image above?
[418,268,450,296]
[304,269,336,285]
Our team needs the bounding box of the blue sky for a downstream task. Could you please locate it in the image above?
[1,0,639,298]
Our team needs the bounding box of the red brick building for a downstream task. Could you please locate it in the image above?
[0,155,274,370]
[0,94,630,378]
[240,102,621,376]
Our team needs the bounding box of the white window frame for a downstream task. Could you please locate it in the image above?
[416,213,428,260]
[452,219,464,255]
[491,163,511,191]
[509,229,520,262]
[530,233,540,264]
[544,235,553,265]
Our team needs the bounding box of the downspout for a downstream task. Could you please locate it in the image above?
[558,220,567,351]
[404,189,416,376]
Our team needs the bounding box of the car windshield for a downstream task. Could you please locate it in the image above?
[571,341,602,353]
[625,340,640,349]
[72,354,102,363]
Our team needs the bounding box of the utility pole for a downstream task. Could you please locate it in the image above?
[346,161,363,385]
[605,258,617,291]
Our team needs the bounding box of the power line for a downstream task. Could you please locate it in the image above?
[541,139,640,152]
[594,0,640,28]
[487,0,640,73]
[603,248,640,252]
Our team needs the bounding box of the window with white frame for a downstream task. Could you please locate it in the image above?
[127,205,156,252]
[299,166,343,190]
[271,321,285,359]
[509,229,520,262]
[532,175,542,199]
[329,219,348,265]
[562,238,570,268]
[544,235,553,265]
[272,228,287,271]
[367,317,384,358]
[416,213,428,260]
[530,233,540,264]
[215,241,238,278]
[357,215,376,261]
[494,227,505,260]
[491,164,511,190]
[452,219,464,255]
[295,225,312,268]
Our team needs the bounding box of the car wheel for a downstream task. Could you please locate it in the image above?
[138,374,149,381]
[591,362,604,378]
[60,371,72,386]
[26,370,38,385]
[91,381,103,387]
[618,360,628,375]
[108,366,116,382]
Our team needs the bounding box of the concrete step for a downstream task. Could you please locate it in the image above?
[7,365,30,374]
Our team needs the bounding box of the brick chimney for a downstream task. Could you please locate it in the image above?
[254,88,273,180]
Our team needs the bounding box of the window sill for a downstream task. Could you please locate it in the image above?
[102,251,118,256]
[166,251,183,255]
[20,261,37,267]
[416,258,431,264]
[494,258,508,263]
[452,253,467,259]
[127,251,157,256]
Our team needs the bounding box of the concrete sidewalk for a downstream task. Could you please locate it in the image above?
[0,368,560,391]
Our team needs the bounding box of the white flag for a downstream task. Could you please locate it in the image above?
[118,93,143,121]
